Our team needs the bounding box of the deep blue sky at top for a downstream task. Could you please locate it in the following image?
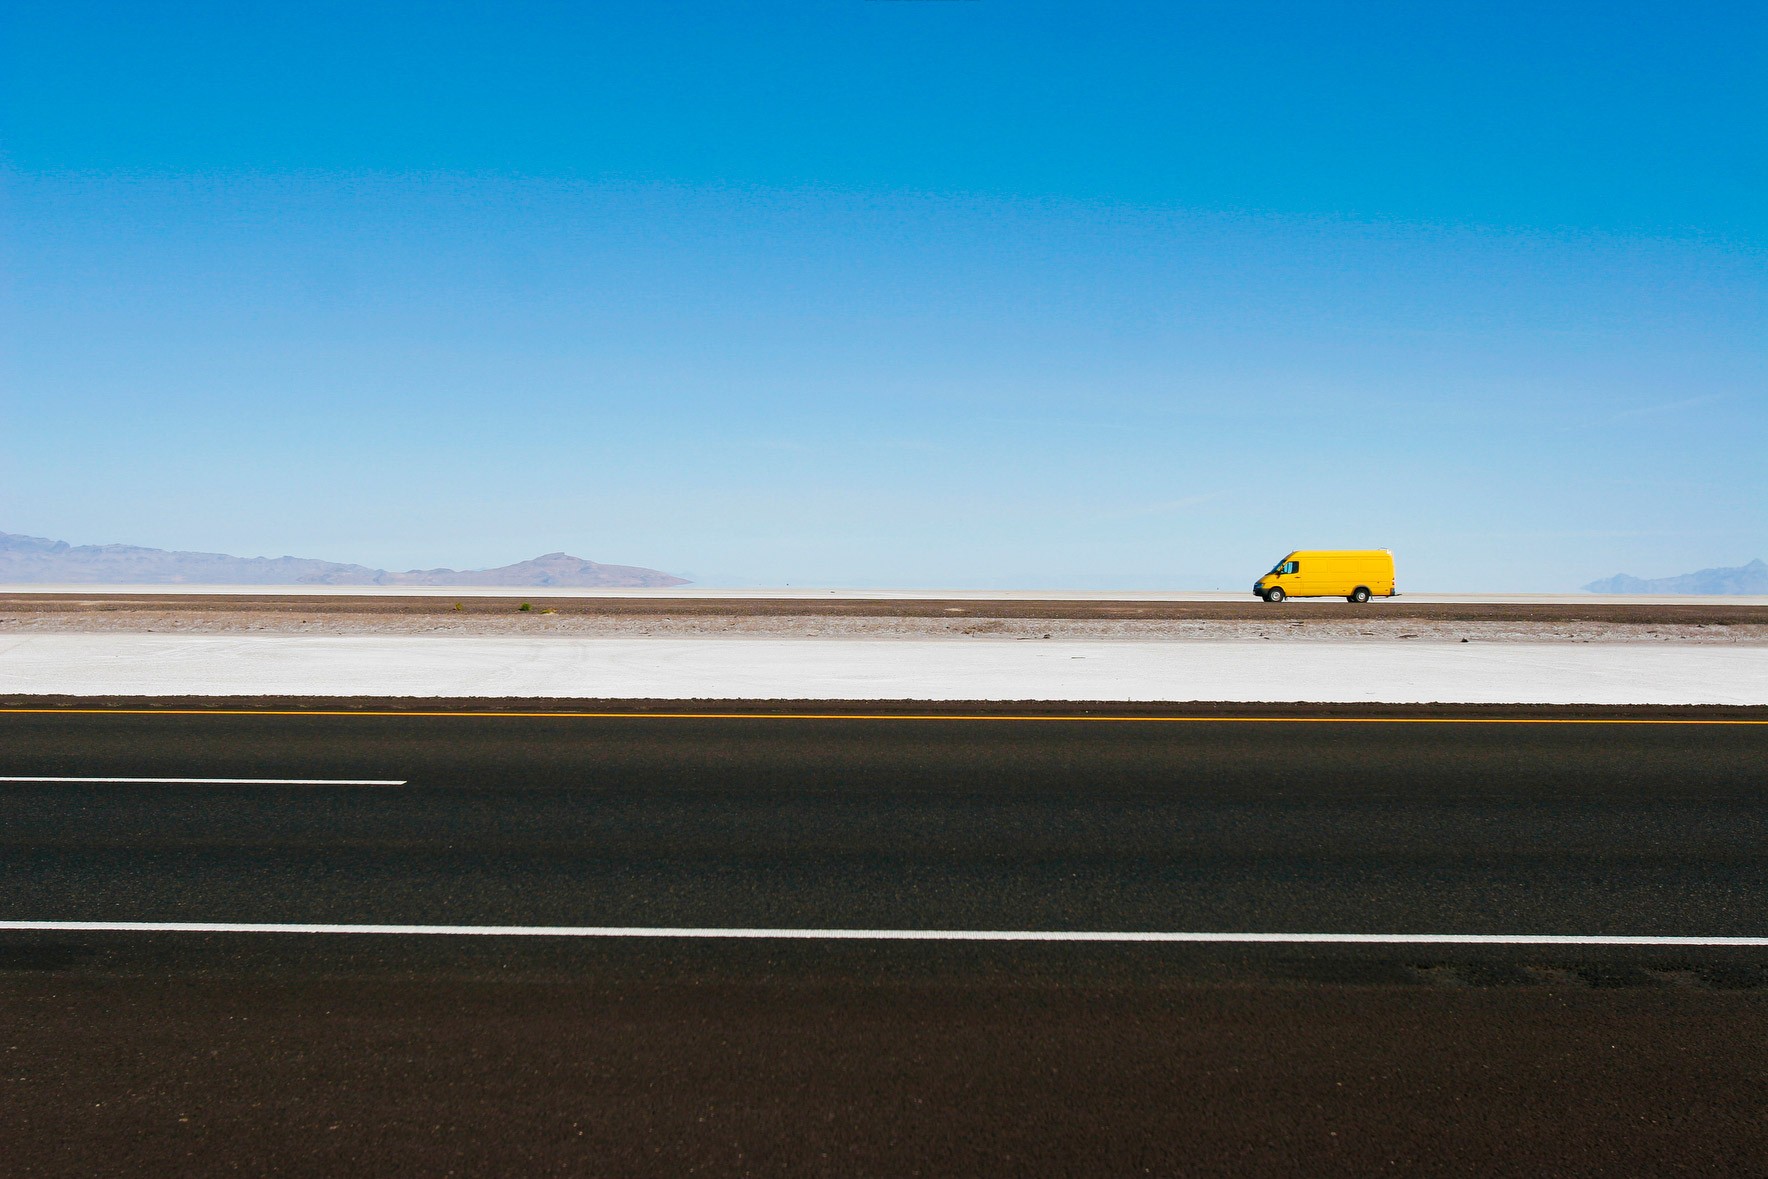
[2,1,1763,588]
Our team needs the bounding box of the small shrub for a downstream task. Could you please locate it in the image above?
[518,602,532,611]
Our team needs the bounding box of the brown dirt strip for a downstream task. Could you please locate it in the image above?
[6,593,1768,645]
[5,592,1768,623]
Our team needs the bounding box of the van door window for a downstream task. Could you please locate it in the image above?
[1284,561,1300,574]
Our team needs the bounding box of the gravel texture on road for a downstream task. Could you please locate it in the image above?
[7,970,1766,1178]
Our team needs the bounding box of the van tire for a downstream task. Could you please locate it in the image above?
[1348,587,1371,603]
[1264,588,1286,603]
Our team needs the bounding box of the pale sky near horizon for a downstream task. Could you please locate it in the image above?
[3,2,1763,590]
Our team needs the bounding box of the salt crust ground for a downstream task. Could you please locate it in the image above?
[2,634,1763,705]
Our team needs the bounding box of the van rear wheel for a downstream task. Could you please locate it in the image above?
[1348,587,1371,603]
[1264,587,1286,603]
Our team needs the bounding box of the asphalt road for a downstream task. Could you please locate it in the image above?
[4,705,1768,1176]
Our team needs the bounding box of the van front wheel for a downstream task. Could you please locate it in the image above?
[1348,587,1371,603]
[1264,587,1286,603]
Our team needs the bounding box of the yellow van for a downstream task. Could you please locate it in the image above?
[1254,550,1395,603]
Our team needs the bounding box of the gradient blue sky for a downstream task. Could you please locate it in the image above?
[3,1,1763,589]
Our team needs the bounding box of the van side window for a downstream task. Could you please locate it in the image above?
[1284,561,1300,574]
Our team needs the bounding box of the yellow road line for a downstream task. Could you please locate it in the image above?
[0,708,1764,725]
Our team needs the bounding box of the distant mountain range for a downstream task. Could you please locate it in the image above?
[0,531,689,588]
[1584,558,1767,595]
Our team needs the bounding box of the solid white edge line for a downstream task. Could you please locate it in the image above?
[0,921,1765,945]
[0,776,407,785]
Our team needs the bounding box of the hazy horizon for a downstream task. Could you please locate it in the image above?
[5,525,1765,594]
[4,3,1762,592]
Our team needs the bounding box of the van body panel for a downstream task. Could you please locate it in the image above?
[1254,550,1395,600]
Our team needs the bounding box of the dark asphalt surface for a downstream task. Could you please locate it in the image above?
[4,705,1768,1176]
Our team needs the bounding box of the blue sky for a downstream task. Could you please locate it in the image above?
[3,1,1763,589]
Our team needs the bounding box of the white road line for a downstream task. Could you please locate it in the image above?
[0,776,407,786]
[0,922,1764,945]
